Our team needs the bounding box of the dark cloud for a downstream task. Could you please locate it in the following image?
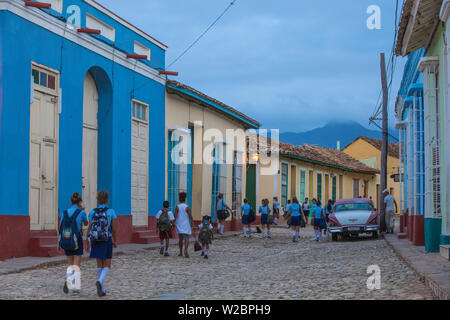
[102,0,405,132]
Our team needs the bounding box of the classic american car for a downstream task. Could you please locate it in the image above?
[328,198,379,241]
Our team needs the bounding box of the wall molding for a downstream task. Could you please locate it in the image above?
[0,0,166,85]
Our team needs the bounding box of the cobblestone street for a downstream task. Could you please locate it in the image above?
[0,227,435,300]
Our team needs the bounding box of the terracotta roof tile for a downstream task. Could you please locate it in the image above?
[248,135,379,174]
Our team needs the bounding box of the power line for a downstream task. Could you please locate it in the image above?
[167,0,238,69]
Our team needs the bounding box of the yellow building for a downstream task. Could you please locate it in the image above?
[247,136,379,212]
[165,81,260,226]
[342,136,400,211]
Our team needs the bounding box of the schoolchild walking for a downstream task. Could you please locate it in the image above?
[86,190,117,297]
[288,197,306,243]
[216,193,232,235]
[241,198,253,238]
[259,199,272,239]
[156,201,175,257]
[198,215,214,259]
[175,192,194,258]
[323,200,333,235]
[284,199,292,228]
[311,199,326,243]
[302,197,310,224]
[272,197,280,225]
[59,192,88,294]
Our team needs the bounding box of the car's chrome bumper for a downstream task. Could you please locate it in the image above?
[328,225,379,233]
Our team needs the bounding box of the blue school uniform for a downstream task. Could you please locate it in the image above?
[88,205,117,260]
[216,198,227,220]
[273,201,280,215]
[241,203,251,225]
[59,205,88,256]
[313,205,326,229]
[289,203,302,226]
[259,205,270,225]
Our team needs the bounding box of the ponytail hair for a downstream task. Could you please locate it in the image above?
[71,192,82,205]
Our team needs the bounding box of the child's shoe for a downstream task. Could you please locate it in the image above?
[63,281,69,294]
[159,247,164,255]
[204,255,208,259]
[164,252,169,257]
[201,251,204,256]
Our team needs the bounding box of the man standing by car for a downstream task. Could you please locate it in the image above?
[383,189,398,234]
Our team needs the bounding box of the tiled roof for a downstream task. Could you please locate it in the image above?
[166,80,261,128]
[344,136,400,159]
[248,135,379,174]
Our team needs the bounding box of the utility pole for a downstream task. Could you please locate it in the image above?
[380,52,388,233]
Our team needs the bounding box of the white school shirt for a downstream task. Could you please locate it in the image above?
[384,195,395,211]
[198,223,214,230]
[156,210,175,221]
[175,203,192,235]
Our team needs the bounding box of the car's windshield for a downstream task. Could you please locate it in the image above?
[335,202,374,212]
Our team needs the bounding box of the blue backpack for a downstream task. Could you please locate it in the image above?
[88,207,110,242]
[59,209,81,251]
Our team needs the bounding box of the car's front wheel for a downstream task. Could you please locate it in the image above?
[372,231,378,239]
[332,233,338,242]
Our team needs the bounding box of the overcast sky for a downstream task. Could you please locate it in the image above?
[101,0,405,132]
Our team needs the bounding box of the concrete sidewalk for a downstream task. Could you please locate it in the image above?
[384,231,450,300]
[0,231,241,276]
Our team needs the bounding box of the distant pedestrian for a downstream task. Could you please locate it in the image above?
[383,189,398,234]
[241,198,253,238]
[284,199,291,228]
[156,201,175,257]
[273,197,280,225]
[288,197,306,243]
[302,198,310,224]
[198,215,213,259]
[175,192,193,258]
[311,199,326,242]
[216,193,232,235]
[323,200,333,235]
[86,190,117,297]
[259,199,272,239]
[59,192,88,294]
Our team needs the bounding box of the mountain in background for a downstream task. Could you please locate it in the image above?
[279,121,398,149]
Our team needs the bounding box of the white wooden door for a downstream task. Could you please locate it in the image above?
[131,101,149,226]
[82,73,98,213]
[29,90,59,231]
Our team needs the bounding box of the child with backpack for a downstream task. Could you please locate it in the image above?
[86,190,117,297]
[241,198,253,238]
[283,199,291,228]
[59,192,88,294]
[156,201,175,257]
[272,197,280,225]
[197,215,213,259]
[259,199,272,239]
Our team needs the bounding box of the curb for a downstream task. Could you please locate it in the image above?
[383,234,449,300]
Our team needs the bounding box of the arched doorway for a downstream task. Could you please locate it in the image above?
[82,72,98,212]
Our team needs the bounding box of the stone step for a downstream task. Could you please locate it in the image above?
[439,245,450,261]
[397,233,408,239]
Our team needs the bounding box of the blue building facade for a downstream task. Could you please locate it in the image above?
[396,49,426,246]
[0,0,167,259]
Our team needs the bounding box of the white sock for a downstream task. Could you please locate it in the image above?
[268,229,271,236]
[274,218,278,224]
[66,268,73,280]
[96,268,102,280]
[296,231,299,240]
[221,225,224,233]
[318,232,322,241]
[99,267,109,287]
[243,227,247,236]
[315,230,319,238]
[217,223,221,231]
[262,229,265,237]
[248,227,252,234]
[291,230,296,236]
